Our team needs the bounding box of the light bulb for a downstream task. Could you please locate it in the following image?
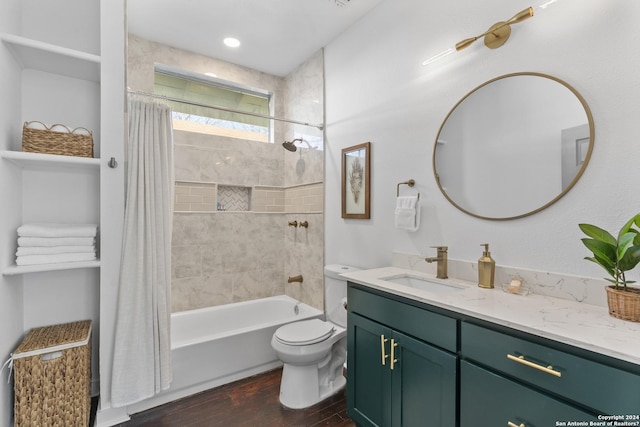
[422,47,456,67]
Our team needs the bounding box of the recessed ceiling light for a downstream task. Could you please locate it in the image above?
[223,37,241,48]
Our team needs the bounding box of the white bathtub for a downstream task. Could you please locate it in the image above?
[128,295,323,414]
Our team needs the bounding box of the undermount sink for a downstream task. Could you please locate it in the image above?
[381,274,466,295]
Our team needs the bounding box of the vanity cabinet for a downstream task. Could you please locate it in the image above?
[347,282,640,427]
[460,322,640,424]
[460,361,598,427]
[347,285,457,427]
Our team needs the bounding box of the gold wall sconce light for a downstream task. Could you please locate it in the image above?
[422,0,559,66]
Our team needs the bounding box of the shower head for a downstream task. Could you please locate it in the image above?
[282,138,303,152]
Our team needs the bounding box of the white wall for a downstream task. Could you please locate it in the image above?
[324,0,640,283]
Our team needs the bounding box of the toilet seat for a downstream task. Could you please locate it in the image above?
[275,319,335,346]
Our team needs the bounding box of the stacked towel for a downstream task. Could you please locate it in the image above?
[15,223,98,266]
[395,196,420,232]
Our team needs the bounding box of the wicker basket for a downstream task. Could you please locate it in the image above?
[605,286,640,322]
[13,320,92,427]
[22,121,93,158]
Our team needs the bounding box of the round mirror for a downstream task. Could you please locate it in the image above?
[433,72,594,220]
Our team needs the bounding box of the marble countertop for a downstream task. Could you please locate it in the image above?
[341,266,640,366]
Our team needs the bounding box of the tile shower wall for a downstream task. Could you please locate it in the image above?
[172,213,286,311]
[127,35,325,312]
[252,183,323,213]
[175,181,216,212]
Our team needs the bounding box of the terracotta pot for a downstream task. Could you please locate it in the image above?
[605,285,640,322]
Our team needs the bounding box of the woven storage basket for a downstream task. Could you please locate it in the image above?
[606,286,640,322]
[13,320,92,427]
[22,121,93,158]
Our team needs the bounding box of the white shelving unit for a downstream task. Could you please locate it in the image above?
[3,260,101,276]
[1,151,101,277]
[0,32,100,82]
[0,29,102,277]
[0,150,100,171]
[1,3,126,423]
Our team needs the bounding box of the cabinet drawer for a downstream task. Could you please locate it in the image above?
[348,285,457,352]
[461,322,640,415]
[460,361,597,427]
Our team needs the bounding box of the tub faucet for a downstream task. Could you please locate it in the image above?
[425,246,448,279]
[288,275,303,283]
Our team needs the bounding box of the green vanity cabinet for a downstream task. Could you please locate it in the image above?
[347,282,640,427]
[460,361,598,427]
[347,285,457,427]
[461,321,640,418]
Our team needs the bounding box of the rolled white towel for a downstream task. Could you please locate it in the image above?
[17,223,98,238]
[16,252,97,266]
[16,245,96,256]
[17,236,96,247]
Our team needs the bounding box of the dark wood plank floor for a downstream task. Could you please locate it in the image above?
[117,368,355,427]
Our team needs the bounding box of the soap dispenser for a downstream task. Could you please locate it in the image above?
[478,243,495,289]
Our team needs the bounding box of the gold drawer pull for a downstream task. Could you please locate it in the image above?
[507,354,561,377]
[381,335,389,365]
[390,339,398,370]
[508,422,525,427]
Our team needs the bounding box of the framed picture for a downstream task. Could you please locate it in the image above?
[341,142,371,219]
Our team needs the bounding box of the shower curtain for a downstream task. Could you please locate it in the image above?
[111,98,174,407]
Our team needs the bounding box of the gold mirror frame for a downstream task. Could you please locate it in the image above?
[433,72,594,221]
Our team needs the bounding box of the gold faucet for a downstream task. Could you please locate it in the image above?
[425,246,448,279]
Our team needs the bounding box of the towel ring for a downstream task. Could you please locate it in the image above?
[397,179,420,199]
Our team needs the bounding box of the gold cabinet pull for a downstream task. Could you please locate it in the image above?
[390,339,399,370]
[380,335,389,365]
[507,354,561,377]
[507,422,525,427]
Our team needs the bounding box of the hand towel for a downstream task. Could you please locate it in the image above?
[16,245,96,256]
[17,223,98,238]
[17,236,96,247]
[16,252,97,266]
[395,196,420,232]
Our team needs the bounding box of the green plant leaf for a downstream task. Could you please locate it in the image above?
[619,245,640,271]
[617,232,636,262]
[627,228,640,246]
[579,223,616,245]
[618,215,640,239]
[581,238,616,266]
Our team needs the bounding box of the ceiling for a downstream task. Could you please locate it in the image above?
[127,0,384,77]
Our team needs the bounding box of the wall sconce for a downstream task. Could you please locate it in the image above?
[422,0,559,66]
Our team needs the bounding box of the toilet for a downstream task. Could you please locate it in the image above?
[271,264,359,409]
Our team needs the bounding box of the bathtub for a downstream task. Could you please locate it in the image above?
[128,295,323,414]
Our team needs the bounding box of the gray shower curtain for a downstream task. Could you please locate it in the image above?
[111,98,174,407]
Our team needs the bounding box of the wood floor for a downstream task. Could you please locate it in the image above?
[117,368,355,427]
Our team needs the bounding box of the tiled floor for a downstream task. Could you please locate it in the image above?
[117,368,355,427]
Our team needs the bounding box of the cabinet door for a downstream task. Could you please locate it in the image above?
[348,312,393,427]
[391,330,457,427]
[460,361,598,427]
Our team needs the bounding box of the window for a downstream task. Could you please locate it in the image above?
[154,66,272,142]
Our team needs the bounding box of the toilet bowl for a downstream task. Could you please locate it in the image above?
[271,264,359,409]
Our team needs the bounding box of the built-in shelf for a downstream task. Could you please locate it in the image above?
[0,32,101,82]
[3,260,101,276]
[0,150,100,171]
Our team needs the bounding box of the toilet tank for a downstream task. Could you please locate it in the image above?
[324,264,360,327]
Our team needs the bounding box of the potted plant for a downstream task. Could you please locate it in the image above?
[579,213,640,322]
